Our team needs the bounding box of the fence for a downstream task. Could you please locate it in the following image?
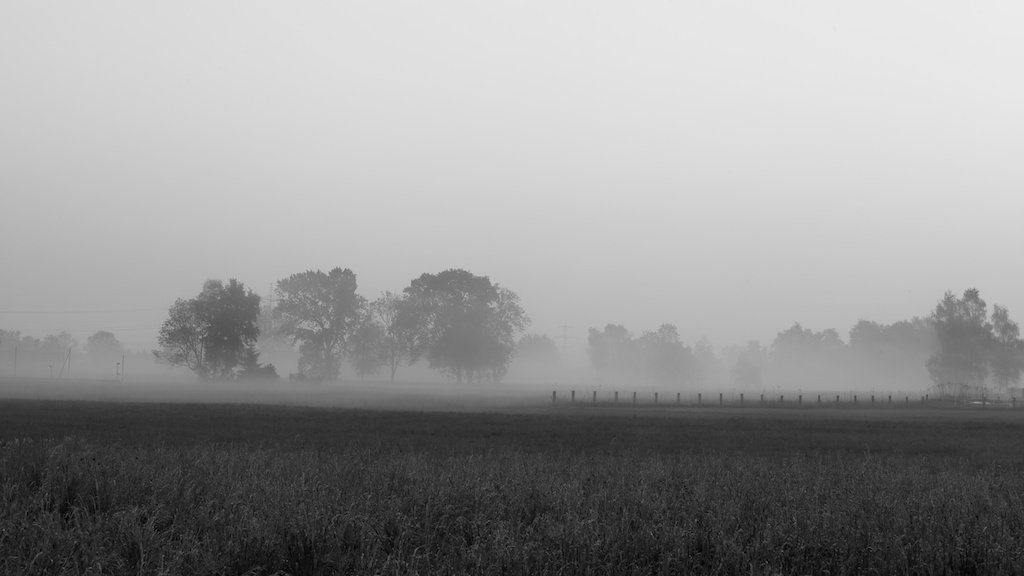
[550,389,1022,409]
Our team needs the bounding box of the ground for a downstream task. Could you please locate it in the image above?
[2,391,1024,574]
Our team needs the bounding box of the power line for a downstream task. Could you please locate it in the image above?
[0,308,166,314]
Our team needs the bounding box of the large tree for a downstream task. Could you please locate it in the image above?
[403,269,529,384]
[154,279,261,379]
[275,268,363,381]
[927,289,993,393]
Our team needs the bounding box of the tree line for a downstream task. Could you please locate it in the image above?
[0,329,151,379]
[585,289,1024,395]
[153,268,530,383]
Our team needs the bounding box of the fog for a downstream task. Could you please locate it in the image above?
[2,3,1022,406]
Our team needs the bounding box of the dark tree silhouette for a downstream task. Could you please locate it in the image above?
[154,279,261,379]
[403,269,529,384]
[275,268,362,381]
[927,289,993,394]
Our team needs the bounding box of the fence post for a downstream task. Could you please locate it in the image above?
[571,390,575,403]
[854,395,858,405]
[698,393,702,405]
[799,395,802,406]
[655,392,658,404]
[633,392,636,404]
[760,394,764,404]
[593,391,597,403]
[552,391,556,403]
[905,396,908,406]
[740,393,744,406]
[871,395,875,406]
[817,394,821,405]
[780,395,784,404]
[888,395,891,405]
[615,391,618,403]
[677,392,680,405]
[719,393,723,406]
[836,395,840,405]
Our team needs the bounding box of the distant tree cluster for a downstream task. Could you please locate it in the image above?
[927,289,1024,395]
[588,324,695,385]
[0,328,154,380]
[585,288,1024,395]
[153,268,530,383]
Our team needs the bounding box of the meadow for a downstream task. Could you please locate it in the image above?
[3,398,1024,575]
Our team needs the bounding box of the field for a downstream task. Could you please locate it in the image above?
[3,398,1024,575]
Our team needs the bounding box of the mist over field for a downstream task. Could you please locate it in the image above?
[1,2,1022,405]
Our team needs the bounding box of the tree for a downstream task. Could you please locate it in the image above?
[403,269,529,383]
[237,347,279,381]
[587,324,637,375]
[927,289,993,393]
[638,324,694,384]
[515,333,561,366]
[154,279,261,379]
[370,291,417,382]
[85,331,124,360]
[348,311,388,380]
[990,305,1024,389]
[275,268,363,381]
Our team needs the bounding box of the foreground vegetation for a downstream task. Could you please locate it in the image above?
[3,401,1024,575]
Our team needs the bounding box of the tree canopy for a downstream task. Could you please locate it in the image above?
[275,268,362,381]
[403,269,529,383]
[154,279,261,379]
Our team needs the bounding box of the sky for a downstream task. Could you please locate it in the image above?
[2,1,1022,354]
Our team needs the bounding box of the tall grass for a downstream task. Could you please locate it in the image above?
[3,401,1024,574]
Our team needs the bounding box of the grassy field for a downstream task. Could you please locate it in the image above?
[3,400,1024,575]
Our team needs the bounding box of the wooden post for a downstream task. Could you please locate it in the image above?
[552,391,556,403]
[677,392,680,405]
[905,396,908,406]
[888,395,891,405]
[871,395,875,406]
[719,393,723,406]
[798,395,802,406]
[780,395,784,404]
[655,392,658,404]
[740,393,744,406]
[836,395,840,404]
[632,392,636,404]
[571,390,575,403]
[854,395,857,405]
[593,391,597,403]
[615,391,618,403]
[698,393,702,405]
[760,394,764,404]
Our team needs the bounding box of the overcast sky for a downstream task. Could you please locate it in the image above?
[2,2,1022,352]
